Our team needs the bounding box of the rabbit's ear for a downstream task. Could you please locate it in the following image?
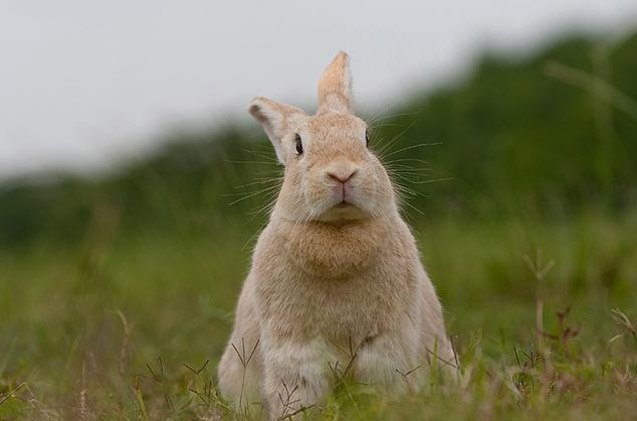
[317,51,353,115]
[248,97,307,164]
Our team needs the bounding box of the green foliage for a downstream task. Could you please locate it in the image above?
[1,32,636,248]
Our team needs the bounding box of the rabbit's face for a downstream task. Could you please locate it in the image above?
[248,52,396,223]
[278,113,394,222]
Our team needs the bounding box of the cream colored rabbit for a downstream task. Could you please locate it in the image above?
[217,52,455,418]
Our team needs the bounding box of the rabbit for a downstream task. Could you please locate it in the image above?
[217,51,455,419]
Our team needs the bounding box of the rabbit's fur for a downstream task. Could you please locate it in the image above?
[218,52,455,418]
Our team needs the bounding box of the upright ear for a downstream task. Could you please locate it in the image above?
[317,51,353,115]
[248,97,307,164]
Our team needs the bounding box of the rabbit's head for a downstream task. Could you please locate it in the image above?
[249,52,396,223]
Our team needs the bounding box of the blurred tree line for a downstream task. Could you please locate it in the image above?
[1,32,636,249]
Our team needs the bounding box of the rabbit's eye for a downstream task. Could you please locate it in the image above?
[365,129,370,148]
[295,133,304,155]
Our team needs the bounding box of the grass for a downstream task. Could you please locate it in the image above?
[2,29,635,419]
[0,211,636,419]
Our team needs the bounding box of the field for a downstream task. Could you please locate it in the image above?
[1,210,636,419]
[1,31,637,419]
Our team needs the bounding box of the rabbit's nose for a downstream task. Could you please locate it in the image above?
[326,167,357,184]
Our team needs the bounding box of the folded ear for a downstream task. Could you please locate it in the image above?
[317,51,353,115]
[248,97,307,164]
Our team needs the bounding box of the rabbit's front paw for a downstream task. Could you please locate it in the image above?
[263,338,330,419]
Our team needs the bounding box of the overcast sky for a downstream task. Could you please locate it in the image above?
[1,0,636,179]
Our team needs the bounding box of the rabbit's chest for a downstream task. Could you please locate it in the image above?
[260,263,414,343]
[253,219,419,342]
[306,277,386,337]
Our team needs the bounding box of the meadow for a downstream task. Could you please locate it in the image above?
[1,32,637,419]
[1,213,636,419]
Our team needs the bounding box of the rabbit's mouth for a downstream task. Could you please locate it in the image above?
[307,182,376,222]
[334,200,363,213]
[318,200,369,222]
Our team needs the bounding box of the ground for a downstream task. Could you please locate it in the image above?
[1,212,636,419]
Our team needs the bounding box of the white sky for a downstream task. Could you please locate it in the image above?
[1,0,636,179]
